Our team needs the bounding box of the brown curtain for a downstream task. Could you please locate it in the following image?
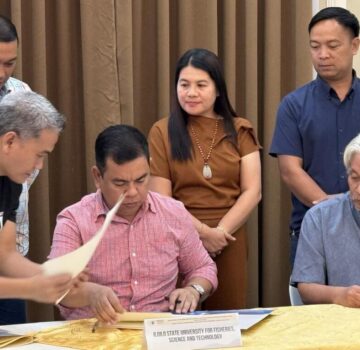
[0,0,312,321]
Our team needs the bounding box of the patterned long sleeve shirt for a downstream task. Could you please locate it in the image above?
[48,191,218,320]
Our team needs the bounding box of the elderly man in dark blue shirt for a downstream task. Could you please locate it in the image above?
[270,7,360,267]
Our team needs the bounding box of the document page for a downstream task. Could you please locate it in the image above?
[42,194,125,277]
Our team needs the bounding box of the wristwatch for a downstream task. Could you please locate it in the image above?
[190,284,206,298]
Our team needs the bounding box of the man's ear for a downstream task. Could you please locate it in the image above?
[1,131,18,154]
[352,36,360,55]
[91,166,102,189]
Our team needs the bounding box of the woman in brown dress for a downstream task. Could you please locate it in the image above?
[148,48,261,309]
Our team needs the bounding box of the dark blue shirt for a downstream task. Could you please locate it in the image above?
[269,74,360,232]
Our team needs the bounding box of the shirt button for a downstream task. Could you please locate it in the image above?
[134,280,138,285]
[132,252,136,257]
[339,129,343,132]
[341,175,345,179]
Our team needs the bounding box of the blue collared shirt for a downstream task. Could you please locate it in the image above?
[292,192,360,286]
[269,73,360,232]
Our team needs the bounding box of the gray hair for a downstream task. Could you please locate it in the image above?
[344,134,360,173]
[0,91,65,139]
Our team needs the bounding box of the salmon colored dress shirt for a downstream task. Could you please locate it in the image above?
[48,190,217,320]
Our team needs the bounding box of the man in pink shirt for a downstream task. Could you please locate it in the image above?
[49,125,217,324]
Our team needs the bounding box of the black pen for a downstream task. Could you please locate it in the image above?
[91,320,99,333]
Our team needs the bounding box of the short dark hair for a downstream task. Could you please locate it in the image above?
[0,15,18,42]
[169,48,238,161]
[308,7,359,37]
[95,124,149,175]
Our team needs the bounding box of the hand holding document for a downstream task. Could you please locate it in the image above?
[42,194,125,304]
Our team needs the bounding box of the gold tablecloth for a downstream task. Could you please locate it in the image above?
[3,304,360,349]
[242,304,360,349]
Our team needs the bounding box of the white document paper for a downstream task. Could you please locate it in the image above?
[42,194,124,277]
[238,313,270,329]
[0,321,67,337]
[41,194,125,303]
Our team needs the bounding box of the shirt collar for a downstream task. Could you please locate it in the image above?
[316,69,358,99]
[93,190,157,223]
[94,190,110,218]
[0,82,11,98]
[146,191,158,214]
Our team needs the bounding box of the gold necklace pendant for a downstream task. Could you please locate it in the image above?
[190,119,219,181]
[203,163,212,179]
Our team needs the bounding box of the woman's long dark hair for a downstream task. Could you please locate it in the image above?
[169,48,238,161]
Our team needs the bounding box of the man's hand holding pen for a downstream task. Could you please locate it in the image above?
[88,284,125,324]
[166,286,201,314]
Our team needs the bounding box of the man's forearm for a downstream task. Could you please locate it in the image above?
[0,276,36,299]
[299,283,360,308]
[298,283,343,304]
[280,165,327,207]
[60,281,97,308]
[0,250,41,277]
[0,220,41,277]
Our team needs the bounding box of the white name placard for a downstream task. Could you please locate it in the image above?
[144,313,241,350]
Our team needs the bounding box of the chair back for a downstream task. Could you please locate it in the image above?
[289,280,303,306]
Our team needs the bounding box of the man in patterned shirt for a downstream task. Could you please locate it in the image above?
[0,15,37,324]
[49,125,218,324]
